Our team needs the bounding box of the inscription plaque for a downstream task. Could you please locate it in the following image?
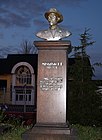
[40,77,63,91]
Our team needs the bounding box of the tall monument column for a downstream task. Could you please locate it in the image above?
[22,8,77,140]
[35,41,70,125]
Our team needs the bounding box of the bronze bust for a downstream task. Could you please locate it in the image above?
[36,8,72,41]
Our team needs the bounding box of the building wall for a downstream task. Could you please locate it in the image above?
[0,74,12,104]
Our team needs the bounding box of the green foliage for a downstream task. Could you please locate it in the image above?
[0,109,5,123]
[73,28,95,57]
[0,109,32,139]
[5,114,23,127]
[74,125,102,140]
[68,80,102,125]
[68,28,102,126]
[0,126,27,140]
[69,57,94,80]
[0,106,7,123]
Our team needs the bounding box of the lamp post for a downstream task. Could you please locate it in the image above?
[24,83,26,113]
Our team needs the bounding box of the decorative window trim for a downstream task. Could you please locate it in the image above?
[11,62,34,74]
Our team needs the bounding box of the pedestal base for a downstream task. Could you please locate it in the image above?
[22,123,77,140]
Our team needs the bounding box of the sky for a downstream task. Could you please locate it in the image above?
[0,0,102,79]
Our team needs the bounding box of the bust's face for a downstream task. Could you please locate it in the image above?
[48,13,58,26]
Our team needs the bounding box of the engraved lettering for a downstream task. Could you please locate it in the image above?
[40,77,63,91]
[42,62,63,69]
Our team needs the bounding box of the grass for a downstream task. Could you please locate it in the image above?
[74,124,102,140]
[0,126,27,140]
[0,125,102,140]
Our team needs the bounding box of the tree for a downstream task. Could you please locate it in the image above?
[0,47,13,58]
[18,40,37,54]
[68,28,102,126]
[73,28,95,58]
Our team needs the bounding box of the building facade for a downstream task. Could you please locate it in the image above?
[0,54,37,106]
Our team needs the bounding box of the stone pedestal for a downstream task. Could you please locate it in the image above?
[22,41,77,140]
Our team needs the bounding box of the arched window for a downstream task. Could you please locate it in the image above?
[15,66,31,85]
[11,62,35,105]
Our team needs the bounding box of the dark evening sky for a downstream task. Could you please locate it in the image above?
[0,0,102,79]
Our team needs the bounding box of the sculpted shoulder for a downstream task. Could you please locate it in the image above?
[36,28,71,40]
[59,28,72,38]
[36,30,49,40]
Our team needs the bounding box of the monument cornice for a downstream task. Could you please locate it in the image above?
[34,40,71,52]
